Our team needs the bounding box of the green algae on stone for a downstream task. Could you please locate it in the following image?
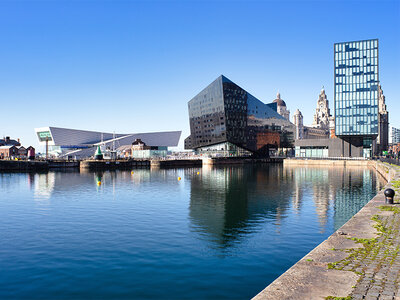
[324,212,400,298]
[379,205,400,213]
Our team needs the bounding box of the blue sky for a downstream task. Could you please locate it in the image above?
[0,0,399,150]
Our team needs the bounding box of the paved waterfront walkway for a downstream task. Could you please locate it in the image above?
[339,206,400,300]
[254,162,400,300]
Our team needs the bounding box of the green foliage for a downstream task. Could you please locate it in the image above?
[379,205,400,213]
[327,262,339,269]
[391,180,400,189]
[324,203,400,299]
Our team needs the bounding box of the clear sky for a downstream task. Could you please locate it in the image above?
[0,0,399,150]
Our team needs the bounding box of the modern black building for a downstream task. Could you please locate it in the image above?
[185,75,295,156]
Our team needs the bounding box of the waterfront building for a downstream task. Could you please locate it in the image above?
[0,137,35,160]
[329,116,336,138]
[334,39,379,157]
[184,75,295,157]
[34,127,181,159]
[17,146,27,157]
[293,109,303,140]
[389,127,400,145]
[312,87,331,130]
[0,136,21,147]
[0,145,18,159]
[117,138,168,159]
[303,127,329,139]
[377,84,389,153]
[293,88,331,142]
[273,92,290,121]
[296,39,386,158]
[389,143,400,157]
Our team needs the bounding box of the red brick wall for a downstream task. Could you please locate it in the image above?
[256,131,280,150]
[0,147,17,158]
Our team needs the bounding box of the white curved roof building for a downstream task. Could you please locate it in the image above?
[34,127,181,158]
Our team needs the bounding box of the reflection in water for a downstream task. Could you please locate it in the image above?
[29,166,385,241]
[34,172,56,200]
[0,164,388,299]
[284,166,334,233]
[0,165,386,300]
[189,164,385,246]
[32,168,183,197]
[285,166,385,231]
[188,165,293,248]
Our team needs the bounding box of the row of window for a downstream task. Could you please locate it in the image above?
[335,70,377,77]
[335,69,377,77]
[335,61,378,70]
[334,84,379,92]
[335,87,378,94]
[336,104,377,110]
[335,78,377,85]
[335,106,377,113]
[336,117,378,125]
[336,126,378,135]
[334,40,378,52]
[224,88,245,95]
[335,98,377,105]
[335,52,377,61]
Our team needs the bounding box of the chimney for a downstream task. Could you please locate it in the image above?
[5,136,10,143]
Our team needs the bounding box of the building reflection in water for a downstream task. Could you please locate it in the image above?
[34,172,56,201]
[187,164,293,249]
[189,164,384,247]
[32,168,183,199]
[284,165,383,232]
[28,164,385,248]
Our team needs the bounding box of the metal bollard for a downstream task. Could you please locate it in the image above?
[384,188,395,204]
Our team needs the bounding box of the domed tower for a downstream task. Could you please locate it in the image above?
[293,109,304,140]
[273,92,290,121]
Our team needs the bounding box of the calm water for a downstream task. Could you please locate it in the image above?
[0,164,385,299]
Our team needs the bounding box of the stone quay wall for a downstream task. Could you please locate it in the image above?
[254,159,399,299]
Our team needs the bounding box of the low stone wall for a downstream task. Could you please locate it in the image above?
[202,157,283,165]
[80,160,150,170]
[150,159,202,168]
[253,160,397,299]
[373,160,397,182]
[48,160,80,168]
[0,160,48,171]
[284,158,371,167]
[284,159,396,182]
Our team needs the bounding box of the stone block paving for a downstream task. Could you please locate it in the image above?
[331,210,400,299]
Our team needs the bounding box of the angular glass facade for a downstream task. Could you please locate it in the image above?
[334,39,379,136]
[186,75,295,156]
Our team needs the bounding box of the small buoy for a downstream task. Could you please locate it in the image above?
[178,177,181,181]
[197,172,200,175]
[97,181,101,186]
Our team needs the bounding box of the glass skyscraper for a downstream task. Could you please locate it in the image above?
[334,39,379,150]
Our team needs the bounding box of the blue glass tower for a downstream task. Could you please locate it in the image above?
[334,39,379,156]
